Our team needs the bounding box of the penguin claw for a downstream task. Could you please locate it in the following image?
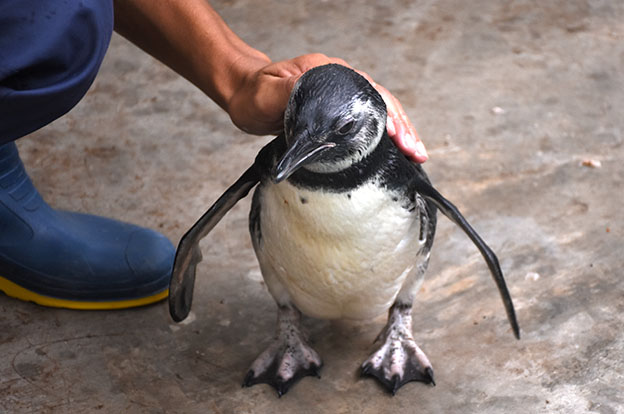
[242,370,256,388]
[391,374,401,395]
[425,367,436,386]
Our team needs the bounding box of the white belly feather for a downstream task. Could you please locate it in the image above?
[256,180,425,320]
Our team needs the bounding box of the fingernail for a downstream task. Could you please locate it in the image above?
[401,132,418,152]
[413,141,429,163]
[414,140,428,158]
[386,116,396,136]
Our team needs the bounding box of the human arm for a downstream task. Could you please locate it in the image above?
[113,0,427,162]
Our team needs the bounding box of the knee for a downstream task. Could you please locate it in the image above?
[0,0,114,142]
[1,0,114,91]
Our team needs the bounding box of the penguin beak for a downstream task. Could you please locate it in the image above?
[273,136,336,183]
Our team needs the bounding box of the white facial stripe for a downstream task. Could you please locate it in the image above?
[351,97,370,116]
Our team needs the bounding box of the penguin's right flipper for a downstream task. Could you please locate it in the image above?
[168,137,283,322]
[412,175,521,339]
[168,164,260,321]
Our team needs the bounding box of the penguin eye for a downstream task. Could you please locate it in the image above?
[337,120,355,135]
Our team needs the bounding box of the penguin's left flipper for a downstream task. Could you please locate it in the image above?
[168,137,282,322]
[412,175,521,339]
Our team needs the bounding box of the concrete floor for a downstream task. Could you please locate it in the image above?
[1,0,623,412]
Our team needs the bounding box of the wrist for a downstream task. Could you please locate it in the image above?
[184,3,271,111]
[213,47,271,114]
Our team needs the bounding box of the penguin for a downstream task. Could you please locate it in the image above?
[169,64,520,397]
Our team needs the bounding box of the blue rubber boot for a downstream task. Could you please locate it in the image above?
[0,142,174,309]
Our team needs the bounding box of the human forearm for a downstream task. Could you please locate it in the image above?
[113,0,270,111]
[113,0,427,160]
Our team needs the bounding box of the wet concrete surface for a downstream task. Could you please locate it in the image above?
[1,0,623,412]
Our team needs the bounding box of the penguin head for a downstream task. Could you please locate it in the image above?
[274,64,387,183]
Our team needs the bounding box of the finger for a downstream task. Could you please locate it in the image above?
[373,84,428,163]
[265,55,354,106]
[353,68,374,85]
[386,94,427,164]
[287,54,345,75]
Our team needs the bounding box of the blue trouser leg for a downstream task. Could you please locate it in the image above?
[0,1,175,308]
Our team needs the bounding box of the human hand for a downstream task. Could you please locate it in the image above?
[355,70,428,163]
[227,53,427,163]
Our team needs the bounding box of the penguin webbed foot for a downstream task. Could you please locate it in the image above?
[242,306,322,397]
[361,353,434,395]
[361,303,434,395]
[242,351,321,397]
